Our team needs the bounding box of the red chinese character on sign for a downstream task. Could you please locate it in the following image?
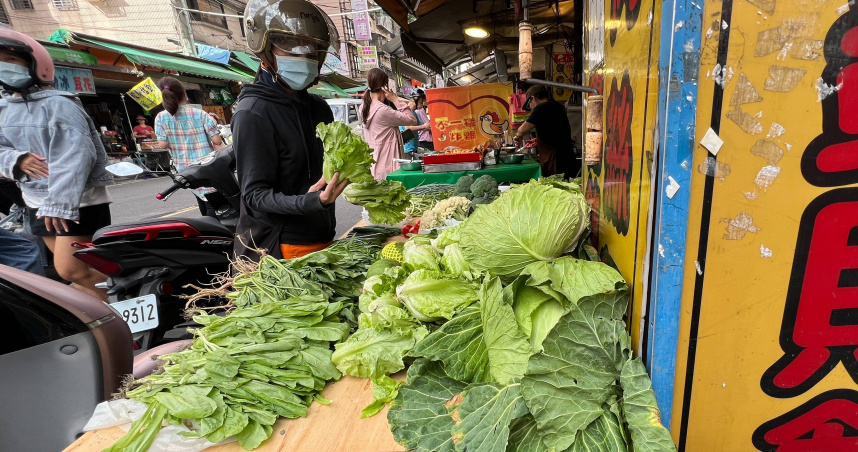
[802,10,858,187]
[761,189,858,397]
[73,77,82,92]
[753,390,858,451]
[464,129,476,141]
[463,115,476,128]
[83,78,93,92]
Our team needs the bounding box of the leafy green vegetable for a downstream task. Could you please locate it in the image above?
[432,223,462,249]
[520,287,631,452]
[362,374,401,418]
[520,257,625,305]
[440,243,473,278]
[366,259,400,278]
[403,242,442,272]
[317,121,375,184]
[458,181,588,278]
[447,383,528,452]
[344,180,411,225]
[408,305,491,383]
[480,278,531,385]
[507,415,544,452]
[620,358,676,452]
[111,291,351,451]
[388,359,468,452]
[397,269,479,322]
[570,405,629,452]
[331,324,428,379]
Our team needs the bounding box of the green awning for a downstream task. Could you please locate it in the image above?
[48,29,252,83]
[344,85,368,93]
[320,81,350,98]
[43,45,98,66]
[79,37,252,82]
[232,51,260,72]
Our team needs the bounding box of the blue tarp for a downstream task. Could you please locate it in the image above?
[196,44,231,65]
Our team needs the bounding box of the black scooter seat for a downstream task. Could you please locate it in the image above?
[93,216,233,242]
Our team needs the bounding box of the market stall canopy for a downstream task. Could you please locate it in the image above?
[232,51,260,73]
[40,41,98,66]
[374,0,573,70]
[321,73,365,90]
[309,80,351,99]
[47,29,253,83]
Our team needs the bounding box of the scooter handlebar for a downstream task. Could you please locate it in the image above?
[156,181,182,200]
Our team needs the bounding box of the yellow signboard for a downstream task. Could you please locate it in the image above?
[584,0,659,354]
[670,0,858,449]
[126,77,162,111]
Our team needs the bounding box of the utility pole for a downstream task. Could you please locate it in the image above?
[172,0,197,56]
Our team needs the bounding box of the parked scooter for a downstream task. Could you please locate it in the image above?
[73,145,238,354]
[0,264,191,452]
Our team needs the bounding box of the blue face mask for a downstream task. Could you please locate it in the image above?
[275,56,319,91]
[0,61,32,90]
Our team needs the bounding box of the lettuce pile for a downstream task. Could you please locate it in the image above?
[317,121,375,184]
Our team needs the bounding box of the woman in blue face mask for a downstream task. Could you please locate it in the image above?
[231,0,350,262]
[0,29,114,299]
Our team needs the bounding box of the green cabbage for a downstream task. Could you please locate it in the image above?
[317,121,375,184]
[458,180,588,278]
[440,243,472,277]
[395,269,478,322]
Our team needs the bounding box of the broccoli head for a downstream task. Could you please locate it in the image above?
[471,175,499,198]
[471,195,493,206]
[454,175,475,194]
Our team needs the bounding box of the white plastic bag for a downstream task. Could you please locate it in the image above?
[83,399,235,452]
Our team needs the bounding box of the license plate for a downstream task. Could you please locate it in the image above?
[113,294,159,334]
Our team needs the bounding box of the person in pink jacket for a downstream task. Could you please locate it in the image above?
[360,68,416,179]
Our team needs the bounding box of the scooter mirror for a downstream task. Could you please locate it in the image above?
[105,162,146,177]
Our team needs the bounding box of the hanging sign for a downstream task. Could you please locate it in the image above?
[126,77,162,111]
[207,87,234,104]
[351,0,371,40]
[552,53,575,102]
[426,83,513,150]
[358,46,378,71]
[54,67,95,94]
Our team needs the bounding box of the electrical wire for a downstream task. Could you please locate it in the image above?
[8,14,181,36]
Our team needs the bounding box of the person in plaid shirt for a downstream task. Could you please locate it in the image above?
[154,77,224,216]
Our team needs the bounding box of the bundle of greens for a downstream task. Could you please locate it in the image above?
[344,180,411,225]
[106,294,350,451]
[317,121,375,184]
[388,271,676,452]
[194,239,381,328]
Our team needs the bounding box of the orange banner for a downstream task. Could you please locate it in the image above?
[426,83,513,150]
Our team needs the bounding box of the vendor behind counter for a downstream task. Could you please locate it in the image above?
[514,85,580,178]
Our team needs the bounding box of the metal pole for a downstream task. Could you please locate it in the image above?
[119,93,137,150]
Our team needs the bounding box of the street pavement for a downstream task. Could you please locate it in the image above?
[107,176,364,238]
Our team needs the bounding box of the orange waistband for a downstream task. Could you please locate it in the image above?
[280,242,332,259]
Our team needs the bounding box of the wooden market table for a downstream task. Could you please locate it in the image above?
[386,159,542,189]
[64,374,406,452]
[64,223,410,452]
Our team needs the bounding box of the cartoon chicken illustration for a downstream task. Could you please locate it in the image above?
[479,111,509,137]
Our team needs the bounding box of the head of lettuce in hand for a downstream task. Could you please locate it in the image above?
[317,122,375,184]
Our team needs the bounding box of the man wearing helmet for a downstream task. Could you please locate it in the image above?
[0,29,113,298]
[232,0,349,261]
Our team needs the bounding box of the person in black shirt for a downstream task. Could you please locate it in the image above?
[513,85,579,177]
